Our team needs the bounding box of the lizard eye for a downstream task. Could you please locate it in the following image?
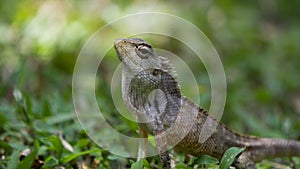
[136,45,152,59]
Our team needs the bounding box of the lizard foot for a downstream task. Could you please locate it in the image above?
[233,152,257,169]
[160,151,171,169]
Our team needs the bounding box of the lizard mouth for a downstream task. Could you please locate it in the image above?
[114,38,125,61]
[114,38,141,68]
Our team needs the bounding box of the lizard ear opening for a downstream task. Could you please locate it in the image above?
[152,69,160,76]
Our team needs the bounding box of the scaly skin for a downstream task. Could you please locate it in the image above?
[114,38,300,169]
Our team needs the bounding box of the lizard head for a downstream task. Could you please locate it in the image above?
[114,38,181,130]
[114,38,168,73]
[114,38,178,96]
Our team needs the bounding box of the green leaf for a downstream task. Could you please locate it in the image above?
[43,135,63,160]
[130,159,143,169]
[7,150,20,169]
[177,153,185,164]
[175,163,190,169]
[0,112,7,127]
[130,159,150,169]
[46,113,75,125]
[0,140,13,155]
[219,147,245,169]
[61,149,102,163]
[16,140,39,169]
[142,158,150,168]
[196,154,219,165]
[147,135,156,147]
[75,138,90,148]
[292,157,300,169]
[13,88,32,125]
[107,154,119,160]
[44,156,59,166]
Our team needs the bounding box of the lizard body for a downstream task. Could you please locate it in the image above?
[114,38,300,169]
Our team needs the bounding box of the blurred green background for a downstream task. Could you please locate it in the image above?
[1,0,300,168]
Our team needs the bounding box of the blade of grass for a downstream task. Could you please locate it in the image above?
[219,147,245,169]
[16,140,39,169]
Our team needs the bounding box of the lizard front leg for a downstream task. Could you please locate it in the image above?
[145,89,172,168]
[138,116,171,169]
[154,131,170,169]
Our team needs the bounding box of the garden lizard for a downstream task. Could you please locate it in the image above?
[114,38,300,169]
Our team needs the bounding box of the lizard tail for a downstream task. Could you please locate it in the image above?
[247,138,300,162]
